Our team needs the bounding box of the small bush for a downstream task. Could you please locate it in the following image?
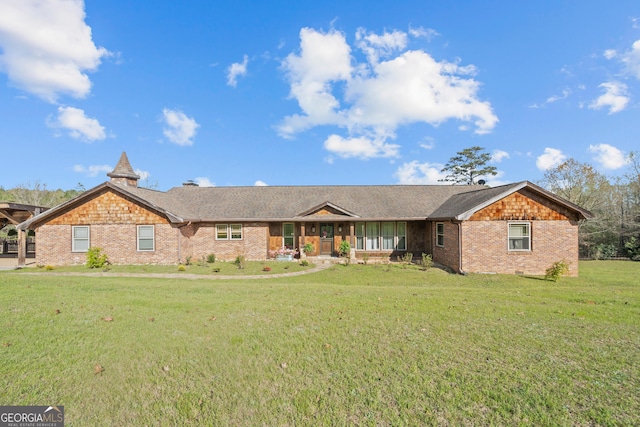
[299,260,309,267]
[303,243,314,254]
[234,255,246,270]
[212,267,221,273]
[593,243,617,260]
[401,252,413,268]
[178,264,186,272]
[45,265,55,271]
[545,260,570,282]
[86,247,109,269]
[206,253,216,264]
[339,240,351,257]
[184,255,193,266]
[420,253,433,271]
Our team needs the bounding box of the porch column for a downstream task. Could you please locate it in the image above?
[17,229,26,267]
[349,222,356,260]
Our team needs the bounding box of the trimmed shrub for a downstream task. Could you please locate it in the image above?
[545,260,570,282]
[86,247,109,269]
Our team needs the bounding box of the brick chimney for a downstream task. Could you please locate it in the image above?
[107,152,140,187]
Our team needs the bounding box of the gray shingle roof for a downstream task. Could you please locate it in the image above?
[107,152,140,180]
[18,180,593,230]
[124,184,485,221]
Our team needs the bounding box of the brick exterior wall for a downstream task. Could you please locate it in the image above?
[430,188,581,275]
[431,221,460,272]
[461,220,579,276]
[181,222,268,262]
[36,223,179,266]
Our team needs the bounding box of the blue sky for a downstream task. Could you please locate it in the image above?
[1,0,639,191]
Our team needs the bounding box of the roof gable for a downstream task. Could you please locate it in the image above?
[430,181,593,221]
[297,202,360,218]
[17,182,183,230]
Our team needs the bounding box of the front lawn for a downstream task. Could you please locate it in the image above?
[0,261,638,425]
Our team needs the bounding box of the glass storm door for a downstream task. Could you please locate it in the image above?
[320,223,334,255]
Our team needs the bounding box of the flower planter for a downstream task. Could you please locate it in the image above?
[275,255,293,261]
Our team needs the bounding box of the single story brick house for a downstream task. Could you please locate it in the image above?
[17,152,592,275]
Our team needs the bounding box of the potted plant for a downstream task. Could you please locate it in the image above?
[269,246,299,261]
[303,243,314,256]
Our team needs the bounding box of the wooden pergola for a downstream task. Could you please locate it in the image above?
[0,202,48,265]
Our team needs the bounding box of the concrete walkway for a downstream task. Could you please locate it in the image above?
[0,257,36,270]
[1,259,335,279]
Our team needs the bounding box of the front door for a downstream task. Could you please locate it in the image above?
[320,223,334,255]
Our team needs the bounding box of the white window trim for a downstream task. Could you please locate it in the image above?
[72,225,90,252]
[137,225,155,252]
[435,223,445,248]
[397,222,407,251]
[354,221,407,252]
[230,224,243,240]
[508,222,531,252]
[283,223,294,248]
[216,224,228,240]
[216,224,243,240]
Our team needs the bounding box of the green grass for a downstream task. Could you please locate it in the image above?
[1,261,638,426]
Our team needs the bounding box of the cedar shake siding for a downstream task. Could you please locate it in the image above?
[17,152,592,274]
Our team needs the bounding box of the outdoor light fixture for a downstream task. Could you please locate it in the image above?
[338,226,342,232]
[311,226,316,233]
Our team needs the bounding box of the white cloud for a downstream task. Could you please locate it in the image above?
[588,143,629,170]
[589,81,629,114]
[254,180,268,186]
[546,88,571,103]
[278,27,497,160]
[324,134,400,159]
[408,26,440,41]
[226,54,249,87]
[162,108,199,146]
[491,149,509,163]
[536,147,567,171]
[620,39,640,79]
[419,137,435,150]
[49,106,106,141]
[0,0,109,102]
[73,164,112,177]
[355,28,407,63]
[395,161,447,184]
[135,169,150,181]
[194,177,215,187]
[603,49,617,60]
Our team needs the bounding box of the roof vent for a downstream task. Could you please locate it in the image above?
[183,180,199,187]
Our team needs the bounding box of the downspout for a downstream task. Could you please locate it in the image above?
[458,221,466,275]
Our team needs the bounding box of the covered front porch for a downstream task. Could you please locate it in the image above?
[267,219,430,262]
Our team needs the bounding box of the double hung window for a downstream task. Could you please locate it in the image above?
[216,224,243,240]
[72,226,89,252]
[508,223,530,251]
[436,223,445,247]
[138,225,155,251]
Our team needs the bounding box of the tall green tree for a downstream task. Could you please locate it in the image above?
[439,146,498,185]
[539,158,617,257]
